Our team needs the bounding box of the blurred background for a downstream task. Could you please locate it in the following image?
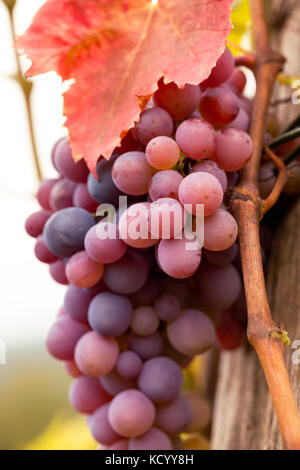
[0,0,251,450]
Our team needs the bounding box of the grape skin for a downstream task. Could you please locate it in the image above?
[199,86,239,127]
[85,222,127,264]
[88,403,121,445]
[64,284,93,323]
[215,128,254,171]
[167,309,216,356]
[134,107,174,145]
[148,170,183,201]
[108,389,155,437]
[88,291,133,337]
[129,428,173,450]
[145,136,180,170]
[69,376,111,414]
[66,251,104,288]
[74,331,119,377]
[158,235,202,279]
[46,316,89,361]
[178,172,223,216]
[175,118,217,160]
[154,80,201,120]
[203,208,238,251]
[116,351,142,379]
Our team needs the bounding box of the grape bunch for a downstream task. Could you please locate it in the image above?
[25,48,255,450]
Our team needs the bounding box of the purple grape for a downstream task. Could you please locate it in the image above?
[37,178,59,210]
[103,249,149,294]
[108,389,155,437]
[167,309,216,356]
[53,137,89,182]
[149,170,183,201]
[49,178,76,211]
[64,284,93,323]
[153,293,181,322]
[135,107,173,145]
[69,376,111,414]
[129,276,160,307]
[99,369,137,396]
[34,236,58,264]
[25,210,52,238]
[138,356,183,403]
[112,151,153,196]
[116,351,142,379]
[87,403,120,445]
[128,331,164,360]
[129,428,173,450]
[46,316,89,360]
[154,81,201,119]
[49,259,69,285]
[43,207,95,258]
[88,291,133,337]
[155,395,192,434]
[85,222,127,264]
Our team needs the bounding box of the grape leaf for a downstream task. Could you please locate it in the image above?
[16,0,233,175]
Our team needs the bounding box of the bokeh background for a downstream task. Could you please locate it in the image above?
[0,0,251,450]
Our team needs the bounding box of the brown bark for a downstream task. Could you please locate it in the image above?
[211,2,300,450]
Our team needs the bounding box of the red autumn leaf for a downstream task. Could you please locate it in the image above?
[16,0,232,175]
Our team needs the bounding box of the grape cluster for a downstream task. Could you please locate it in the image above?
[25,48,255,450]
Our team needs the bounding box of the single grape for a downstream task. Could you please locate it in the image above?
[128,331,164,360]
[37,178,59,210]
[87,154,124,206]
[138,356,183,403]
[43,207,95,258]
[203,208,238,251]
[175,118,216,160]
[183,391,211,432]
[199,86,239,127]
[226,68,247,94]
[73,183,99,212]
[189,160,227,193]
[178,172,223,216]
[25,210,52,238]
[108,389,155,437]
[116,351,142,379]
[158,235,202,279]
[129,428,173,450]
[74,331,119,377]
[149,170,183,201]
[112,151,153,196]
[88,291,133,337]
[159,276,192,307]
[64,284,93,323]
[88,403,121,445]
[69,376,111,414]
[154,80,201,119]
[46,316,89,360]
[85,222,127,264]
[34,236,58,264]
[204,242,238,266]
[131,306,159,336]
[53,137,89,182]
[196,263,242,311]
[153,293,181,322]
[49,178,76,211]
[167,309,216,356]
[155,395,192,434]
[201,47,235,88]
[215,128,254,171]
[134,107,173,145]
[49,259,69,285]
[66,251,104,288]
[145,136,180,170]
[103,249,149,294]
[51,137,65,171]
[99,369,137,396]
[182,435,210,450]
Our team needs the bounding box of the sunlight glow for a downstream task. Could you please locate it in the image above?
[151,0,158,6]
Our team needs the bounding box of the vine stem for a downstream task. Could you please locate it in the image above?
[4,0,42,181]
[231,0,300,450]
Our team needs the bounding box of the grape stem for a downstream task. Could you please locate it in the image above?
[231,0,300,450]
[3,0,42,181]
[261,146,287,214]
